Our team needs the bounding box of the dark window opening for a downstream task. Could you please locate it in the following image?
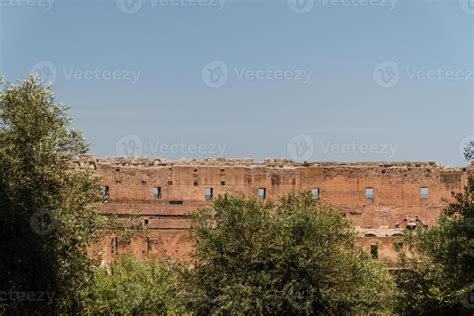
[101,186,109,201]
[205,187,213,200]
[194,181,199,186]
[420,187,429,199]
[221,181,226,186]
[153,187,161,199]
[169,200,184,205]
[258,188,266,200]
[111,237,118,254]
[365,187,374,200]
[144,219,149,225]
[394,242,403,252]
[370,244,378,259]
[167,180,173,185]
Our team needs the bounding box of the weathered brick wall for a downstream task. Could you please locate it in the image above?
[78,156,473,265]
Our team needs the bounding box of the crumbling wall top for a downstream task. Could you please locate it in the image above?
[68,155,468,171]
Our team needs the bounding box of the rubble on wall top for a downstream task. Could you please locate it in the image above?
[69,155,468,170]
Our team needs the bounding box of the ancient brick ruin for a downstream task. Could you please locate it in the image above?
[76,156,473,266]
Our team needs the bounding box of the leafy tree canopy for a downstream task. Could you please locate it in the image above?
[183,193,397,315]
[0,76,103,314]
[396,176,474,315]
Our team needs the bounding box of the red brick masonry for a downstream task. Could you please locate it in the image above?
[76,156,473,265]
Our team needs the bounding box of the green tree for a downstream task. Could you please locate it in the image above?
[395,176,474,315]
[464,140,473,161]
[80,256,186,315]
[0,76,104,314]
[182,193,396,315]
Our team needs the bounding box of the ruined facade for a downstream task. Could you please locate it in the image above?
[76,156,473,265]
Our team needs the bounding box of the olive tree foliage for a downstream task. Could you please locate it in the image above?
[464,140,473,161]
[0,76,104,314]
[182,193,397,315]
[80,256,186,315]
[395,174,474,314]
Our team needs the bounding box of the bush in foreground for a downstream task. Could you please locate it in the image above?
[395,177,474,315]
[182,193,397,315]
[81,256,185,315]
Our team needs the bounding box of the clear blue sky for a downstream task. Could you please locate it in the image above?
[1,0,473,166]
